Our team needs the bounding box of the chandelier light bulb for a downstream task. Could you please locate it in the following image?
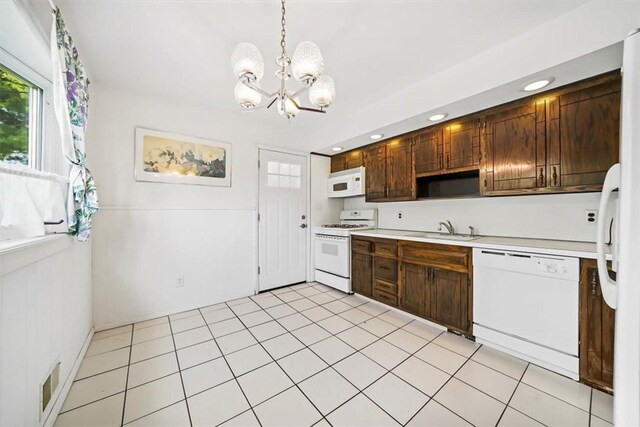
[291,41,324,84]
[234,81,262,109]
[309,75,336,108]
[277,96,300,119]
[231,42,265,81]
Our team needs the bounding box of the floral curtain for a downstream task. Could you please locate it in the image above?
[51,7,98,241]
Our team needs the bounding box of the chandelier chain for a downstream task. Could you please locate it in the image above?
[280,0,286,56]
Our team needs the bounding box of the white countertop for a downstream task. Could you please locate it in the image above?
[350,229,612,260]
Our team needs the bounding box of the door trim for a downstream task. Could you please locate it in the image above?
[256,147,311,293]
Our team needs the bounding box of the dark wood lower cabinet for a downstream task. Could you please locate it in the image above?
[431,268,469,332]
[351,252,373,297]
[352,237,472,335]
[580,259,614,393]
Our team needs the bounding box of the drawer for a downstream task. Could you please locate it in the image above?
[374,279,398,295]
[374,257,398,282]
[399,241,470,273]
[374,239,398,258]
[373,288,398,307]
[352,238,373,254]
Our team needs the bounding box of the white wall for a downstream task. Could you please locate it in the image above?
[0,239,92,427]
[345,192,611,243]
[88,83,296,330]
[308,154,343,280]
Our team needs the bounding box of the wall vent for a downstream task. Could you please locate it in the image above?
[41,360,60,417]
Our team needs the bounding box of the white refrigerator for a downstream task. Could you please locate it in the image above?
[596,28,640,426]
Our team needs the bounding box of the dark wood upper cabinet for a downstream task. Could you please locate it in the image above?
[549,78,621,188]
[414,128,444,176]
[364,138,415,202]
[345,149,365,170]
[580,259,614,393]
[330,154,347,173]
[482,100,546,193]
[385,137,416,200]
[444,117,481,170]
[364,144,387,201]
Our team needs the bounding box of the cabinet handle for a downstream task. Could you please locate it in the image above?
[483,179,487,188]
[446,154,450,168]
[590,268,599,296]
[539,168,545,186]
[552,166,558,186]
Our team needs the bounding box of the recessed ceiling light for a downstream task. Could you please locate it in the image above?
[369,134,384,140]
[522,77,555,92]
[332,147,343,152]
[429,113,448,122]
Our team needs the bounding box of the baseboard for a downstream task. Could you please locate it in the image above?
[43,327,94,427]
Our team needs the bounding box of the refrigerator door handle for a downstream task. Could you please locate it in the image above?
[597,163,620,309]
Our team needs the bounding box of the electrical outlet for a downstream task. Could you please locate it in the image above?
[586,209,598,224]
[397,211,403,220]
[176,276,184,287]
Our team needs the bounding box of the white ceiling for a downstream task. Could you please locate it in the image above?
[33,0,613,151]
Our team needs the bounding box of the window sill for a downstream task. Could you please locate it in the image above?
[0,234,73,277]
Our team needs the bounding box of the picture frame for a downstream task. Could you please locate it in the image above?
[134,128,231,187]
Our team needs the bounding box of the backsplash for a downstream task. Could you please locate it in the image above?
[344,192,616,243]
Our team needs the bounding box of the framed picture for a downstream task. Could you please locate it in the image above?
[134,128,231,187]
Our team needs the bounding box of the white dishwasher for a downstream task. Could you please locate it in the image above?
[473,248,580,379]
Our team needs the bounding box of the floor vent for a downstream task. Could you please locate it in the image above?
[41,361,60,416]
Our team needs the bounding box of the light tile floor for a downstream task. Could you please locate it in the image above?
[55,282,614,427]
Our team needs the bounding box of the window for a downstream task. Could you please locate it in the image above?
[267,160,302,188]
[0,65,42,167]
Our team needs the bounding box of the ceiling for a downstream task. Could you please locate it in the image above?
[34,0,601,151]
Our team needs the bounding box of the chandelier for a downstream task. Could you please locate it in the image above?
[230,0,336,120]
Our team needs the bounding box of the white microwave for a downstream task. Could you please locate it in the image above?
[327,166,365,198]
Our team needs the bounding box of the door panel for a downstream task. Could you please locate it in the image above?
[444,118,480,169]
[486,101,545,191]
[259,150,307,291]
[385,137,415,200]
[414,128,443,175]
[352,252,373,297]
[431,268,468,332]
[556,90,620,187]
[345,150,364,169]
[400,263,429,318]
[364,144,387,201]
[330,154,346,173]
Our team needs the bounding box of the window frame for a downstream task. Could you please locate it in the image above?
[0,49,50,171]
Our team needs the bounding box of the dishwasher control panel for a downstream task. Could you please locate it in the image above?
[536,260,568,275]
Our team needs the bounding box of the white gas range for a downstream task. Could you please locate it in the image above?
[314,209,377,293]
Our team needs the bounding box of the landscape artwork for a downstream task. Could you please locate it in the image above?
[134,128,231,186]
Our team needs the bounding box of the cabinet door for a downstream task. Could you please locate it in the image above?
[352,252,373,297]
[330,154,346,173]
[484,100,546,192]
[400,263,429,318]
[414,128,443,175]
[549,79,621,188]
[364,144,387,201]
[345,150,364,169]
[580,259,614,391]
[385,137,416,200]
[444,118,480,170]
[431,268,469,333]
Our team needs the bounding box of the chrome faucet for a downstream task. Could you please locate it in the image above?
[438,220,454,235]
[468,226,476,238]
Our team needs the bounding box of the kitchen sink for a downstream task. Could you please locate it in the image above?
[404,232,478,241]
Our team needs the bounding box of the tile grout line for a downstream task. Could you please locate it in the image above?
[493,361,539,426]
[119,324,135,427]
[228,299,332,425]
[197,307,264,427]
[166,317,194,427]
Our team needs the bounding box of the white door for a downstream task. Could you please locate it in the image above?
[258,149,308,291]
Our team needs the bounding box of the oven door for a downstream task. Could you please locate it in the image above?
[314,234,350,277]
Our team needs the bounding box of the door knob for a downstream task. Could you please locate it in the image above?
[300,224,307,229]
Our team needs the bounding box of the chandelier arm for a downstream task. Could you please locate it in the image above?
[289,85,310,99]
[240,79,273,98]
[288,97,326,114]
[266,96,278,109]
